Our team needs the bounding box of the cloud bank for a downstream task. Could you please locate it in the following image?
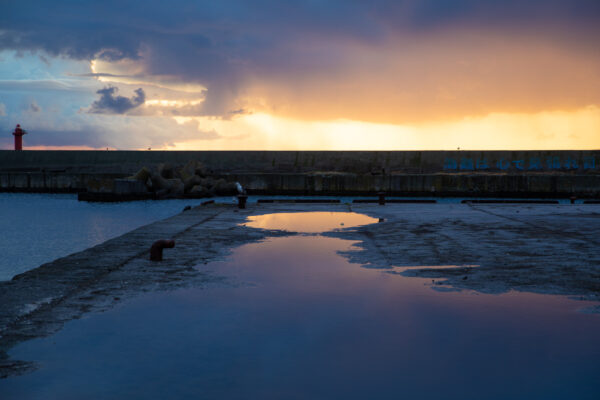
[1,1,599,149]
[2,0,599,123]
[89,87,145,114]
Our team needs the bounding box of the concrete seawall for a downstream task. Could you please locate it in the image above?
[1,150,599,196]
[215,172,600,197]
[0,171,123,193]
[1,150,599,173]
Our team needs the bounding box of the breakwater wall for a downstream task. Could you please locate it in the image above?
[214,172,600,197]
[1,150,599,173]
[0,171,122,193]
[1,150,599,197]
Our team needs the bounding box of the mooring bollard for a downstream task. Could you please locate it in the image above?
[237,194,248,209]
[150,239,175,261]
[570,196,577,204]
[378,191,386,205]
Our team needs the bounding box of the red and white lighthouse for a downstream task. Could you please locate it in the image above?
[12,124,27,151]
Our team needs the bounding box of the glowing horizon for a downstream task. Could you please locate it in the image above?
[9,104,599,151]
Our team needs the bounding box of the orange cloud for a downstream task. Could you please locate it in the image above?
[243,31,600,124]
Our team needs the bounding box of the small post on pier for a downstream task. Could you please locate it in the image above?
[237,194,248,209]
[378,191,386,205]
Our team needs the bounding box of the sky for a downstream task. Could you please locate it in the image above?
[0,0,599,150]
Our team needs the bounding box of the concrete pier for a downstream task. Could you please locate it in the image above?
[1,201,599,377]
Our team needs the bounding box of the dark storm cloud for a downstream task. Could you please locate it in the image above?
[2,1,598,57]
[1,1,599,117]
[89,86,145,114]
[3,1,598,62]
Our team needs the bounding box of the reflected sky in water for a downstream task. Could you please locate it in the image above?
[243,211,379,233]
[2,213,599,399]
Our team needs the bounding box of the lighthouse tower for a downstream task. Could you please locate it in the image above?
[12,124,27,151]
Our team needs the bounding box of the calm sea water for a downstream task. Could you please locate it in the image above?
[2,212,599,399]
[0,193,207,281]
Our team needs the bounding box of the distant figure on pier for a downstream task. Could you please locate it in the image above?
[12,124,27,151]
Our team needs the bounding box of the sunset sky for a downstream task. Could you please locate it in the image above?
[1,0,599,150]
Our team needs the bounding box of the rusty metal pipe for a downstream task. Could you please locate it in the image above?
[150,239,175,261]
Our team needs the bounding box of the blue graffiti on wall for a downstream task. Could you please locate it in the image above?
[460,158,474,170]
[476,159,489,170]
[443,158,458,170]
[512,160,525,170]
[563,157,578,170]
[584,157,596,170]
[546,157,561,169]
[443,156,597,171]
[496,159,510,170]
[528,158,543,170]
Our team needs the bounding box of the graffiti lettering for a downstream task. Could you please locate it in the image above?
[528,158,543,170]
[512,160,525,170]
[476,159,489,170]
[443,156,595,171]
[496,159,510,170]
[460,158,474,170]
[563,158,578,170]
[583,157,596,170]
[546,156,561,170]
[444,158,458,170]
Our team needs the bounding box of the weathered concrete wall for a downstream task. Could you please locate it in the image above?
[1,150,599,174]
[5,170,600,197]
[0,171,122,193]
[1,151,599,196]
[216,172,600,197]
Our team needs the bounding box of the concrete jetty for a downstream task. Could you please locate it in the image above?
[1,150,600,197]
[1,201,599,378]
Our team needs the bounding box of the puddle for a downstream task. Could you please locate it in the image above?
[2,212,600,399]
[242,211,379,233]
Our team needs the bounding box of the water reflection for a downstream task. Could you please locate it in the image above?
[0,193,199,280]
[2,214,600,399]
[243,211,379,233]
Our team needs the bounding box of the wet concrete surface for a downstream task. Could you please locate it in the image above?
[335,203,600,309]
[1,202,599,380]
[0,204,289,377]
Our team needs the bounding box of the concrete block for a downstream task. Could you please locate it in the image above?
[29,172,46,189]
[85,177,114,193]
[114,179,148,195]
[0,173,9,189]
[55,174,77,189]
[12,173,29,189]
